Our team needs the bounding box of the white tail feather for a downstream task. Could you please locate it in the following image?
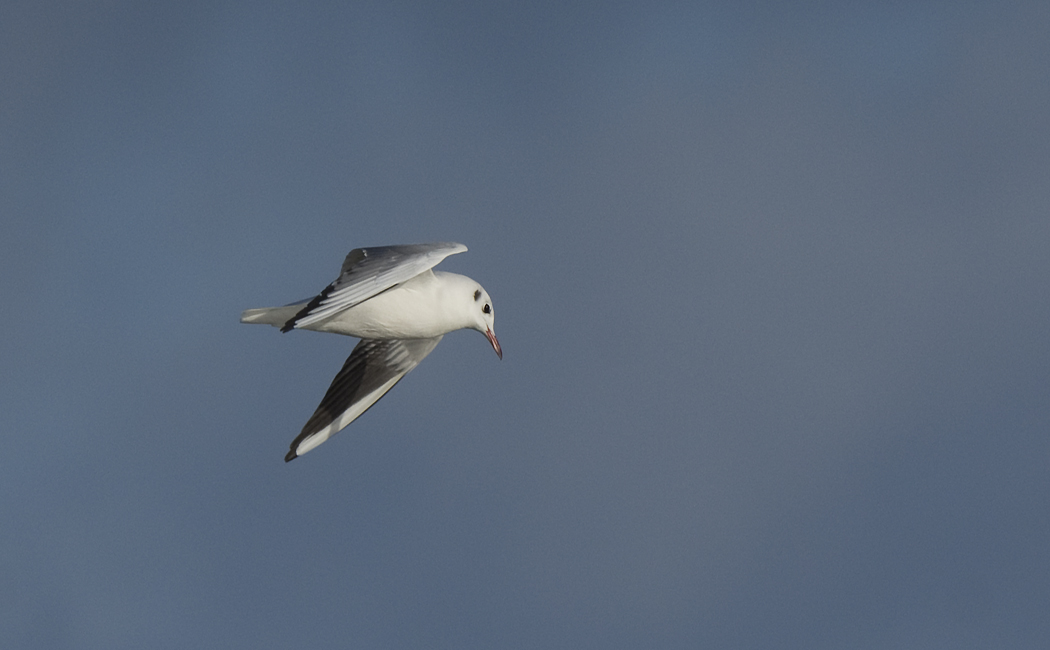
[240,303,307,327]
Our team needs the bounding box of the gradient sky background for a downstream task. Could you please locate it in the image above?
[3,2,1049,648]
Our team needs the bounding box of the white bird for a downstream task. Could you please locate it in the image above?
[241,242,501,461]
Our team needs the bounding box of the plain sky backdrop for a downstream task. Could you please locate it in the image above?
[3,2,1049,648]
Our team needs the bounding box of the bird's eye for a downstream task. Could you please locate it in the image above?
[483,304,491,314]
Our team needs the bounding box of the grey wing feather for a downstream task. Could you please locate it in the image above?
[281,242,467,332]
[285,336,443,461]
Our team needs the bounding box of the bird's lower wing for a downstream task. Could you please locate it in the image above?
[285,336,443,461]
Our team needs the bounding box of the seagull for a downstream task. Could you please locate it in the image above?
[241,242,501,462]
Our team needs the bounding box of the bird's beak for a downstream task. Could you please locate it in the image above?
[485,328,502,360]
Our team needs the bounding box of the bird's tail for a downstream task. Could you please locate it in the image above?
[240,302,308,328]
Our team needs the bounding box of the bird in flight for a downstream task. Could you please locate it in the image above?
[241,242,501,461]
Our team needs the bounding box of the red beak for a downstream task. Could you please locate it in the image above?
[485,329,502,360]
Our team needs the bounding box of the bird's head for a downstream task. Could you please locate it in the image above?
[469,284,501,360]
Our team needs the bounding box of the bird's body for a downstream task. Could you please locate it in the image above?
[241,243,500,461]
[242,270,479,340]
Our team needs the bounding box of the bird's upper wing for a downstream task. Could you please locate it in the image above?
[284,336,443,461]
[281,242,467,332]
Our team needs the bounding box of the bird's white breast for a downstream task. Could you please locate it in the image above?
[309,271,467,339]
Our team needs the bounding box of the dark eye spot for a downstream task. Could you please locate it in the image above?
[483,304,491,314]
[474,290,481,301]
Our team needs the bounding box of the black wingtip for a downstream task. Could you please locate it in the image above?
[280,321,295,333]
[284,449,297,462]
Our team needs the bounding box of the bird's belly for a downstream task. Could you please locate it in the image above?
[311,285,449,339]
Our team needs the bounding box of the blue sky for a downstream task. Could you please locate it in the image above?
[3,2,1049,648]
